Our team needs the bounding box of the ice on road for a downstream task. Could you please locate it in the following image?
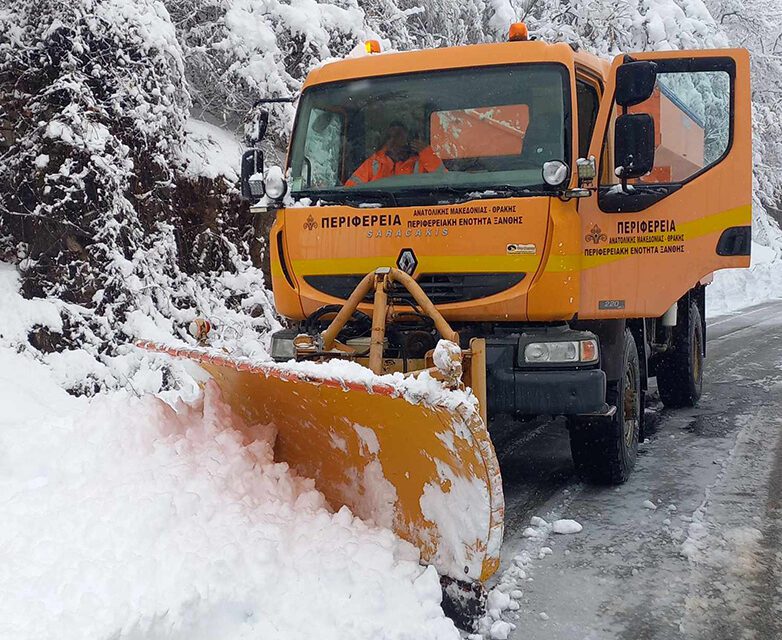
[551,519,582,534]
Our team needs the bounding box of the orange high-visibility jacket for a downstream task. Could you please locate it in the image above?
[345,146,444,186]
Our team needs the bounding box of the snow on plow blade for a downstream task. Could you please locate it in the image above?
[139,342,503,584]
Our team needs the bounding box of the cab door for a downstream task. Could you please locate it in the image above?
[578,49,751,319]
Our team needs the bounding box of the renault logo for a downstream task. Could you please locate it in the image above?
[396,248,418,275]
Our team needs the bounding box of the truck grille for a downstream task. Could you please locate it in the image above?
[303,273,526,305]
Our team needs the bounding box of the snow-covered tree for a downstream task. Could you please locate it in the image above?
[0,0,276,383]
[524,0,727,56]
[162,0,532,155]
[0,0,186,333]
[705,0,782,247]
[165,0,374,161]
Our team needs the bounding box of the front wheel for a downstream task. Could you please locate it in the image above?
[656,300,703,408]
[569,329,641,484]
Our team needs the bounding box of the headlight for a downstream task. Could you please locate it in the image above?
[523,339,598,364]
[270,332,296,361]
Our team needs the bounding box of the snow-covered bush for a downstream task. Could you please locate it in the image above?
[0,0,277,390]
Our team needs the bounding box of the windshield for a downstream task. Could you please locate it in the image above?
[288,64,569,201]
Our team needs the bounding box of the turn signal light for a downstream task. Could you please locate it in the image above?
[365,40,381,54]
[580,339,599,363]
[508,22,529,41]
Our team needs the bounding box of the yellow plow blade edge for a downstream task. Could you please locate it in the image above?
[139,342,504,583]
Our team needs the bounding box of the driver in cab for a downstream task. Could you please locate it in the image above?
[345,121,444,186]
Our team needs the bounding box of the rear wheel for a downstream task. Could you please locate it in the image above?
[657,301,703,408]
[569,329,641,484]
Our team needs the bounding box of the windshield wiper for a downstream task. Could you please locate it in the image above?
[394,185,552,203]
[294,189,398,207]
[394,186,472,204]
[468,184,552,198]
[293,184,551,208]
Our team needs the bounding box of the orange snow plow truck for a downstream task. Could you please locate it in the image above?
[144,25,751,620]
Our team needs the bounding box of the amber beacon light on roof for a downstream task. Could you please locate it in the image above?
[508,22,529,41]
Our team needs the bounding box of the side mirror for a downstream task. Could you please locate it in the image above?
[246,110,270,146]
[257,110,269,141]
[240,149,265,200]
[614,114,655,180]
[615,61,658,107]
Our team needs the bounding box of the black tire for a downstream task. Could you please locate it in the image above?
[657,301,703,408]
[569,329,641,484]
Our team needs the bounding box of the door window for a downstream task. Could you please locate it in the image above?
[576,80,600,159]
[599,59,733,213]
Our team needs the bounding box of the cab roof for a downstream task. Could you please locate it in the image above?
[303,40,609,89]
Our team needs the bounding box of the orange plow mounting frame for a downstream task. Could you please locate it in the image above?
[137,341,504,583]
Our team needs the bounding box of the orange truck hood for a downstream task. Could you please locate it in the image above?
[272,196,553,322]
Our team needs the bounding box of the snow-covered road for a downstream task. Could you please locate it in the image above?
[490,300,782,639]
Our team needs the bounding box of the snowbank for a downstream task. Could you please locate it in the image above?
[0,255,278,395]
[707,241,782,317]
[0,348,458,640]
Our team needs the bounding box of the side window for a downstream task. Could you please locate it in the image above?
[599,60,733,212]
[576,79,599,159]
[630,71,729,184]
[299,108,343,189]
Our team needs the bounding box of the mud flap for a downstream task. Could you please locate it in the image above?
[139,342,504,586]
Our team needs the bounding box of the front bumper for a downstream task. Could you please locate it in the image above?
[514,369,606,415]
[486,333,606,416]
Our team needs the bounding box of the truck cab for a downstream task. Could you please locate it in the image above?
[245,29,752,483]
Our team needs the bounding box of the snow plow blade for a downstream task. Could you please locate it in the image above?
[138,342,503,585]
